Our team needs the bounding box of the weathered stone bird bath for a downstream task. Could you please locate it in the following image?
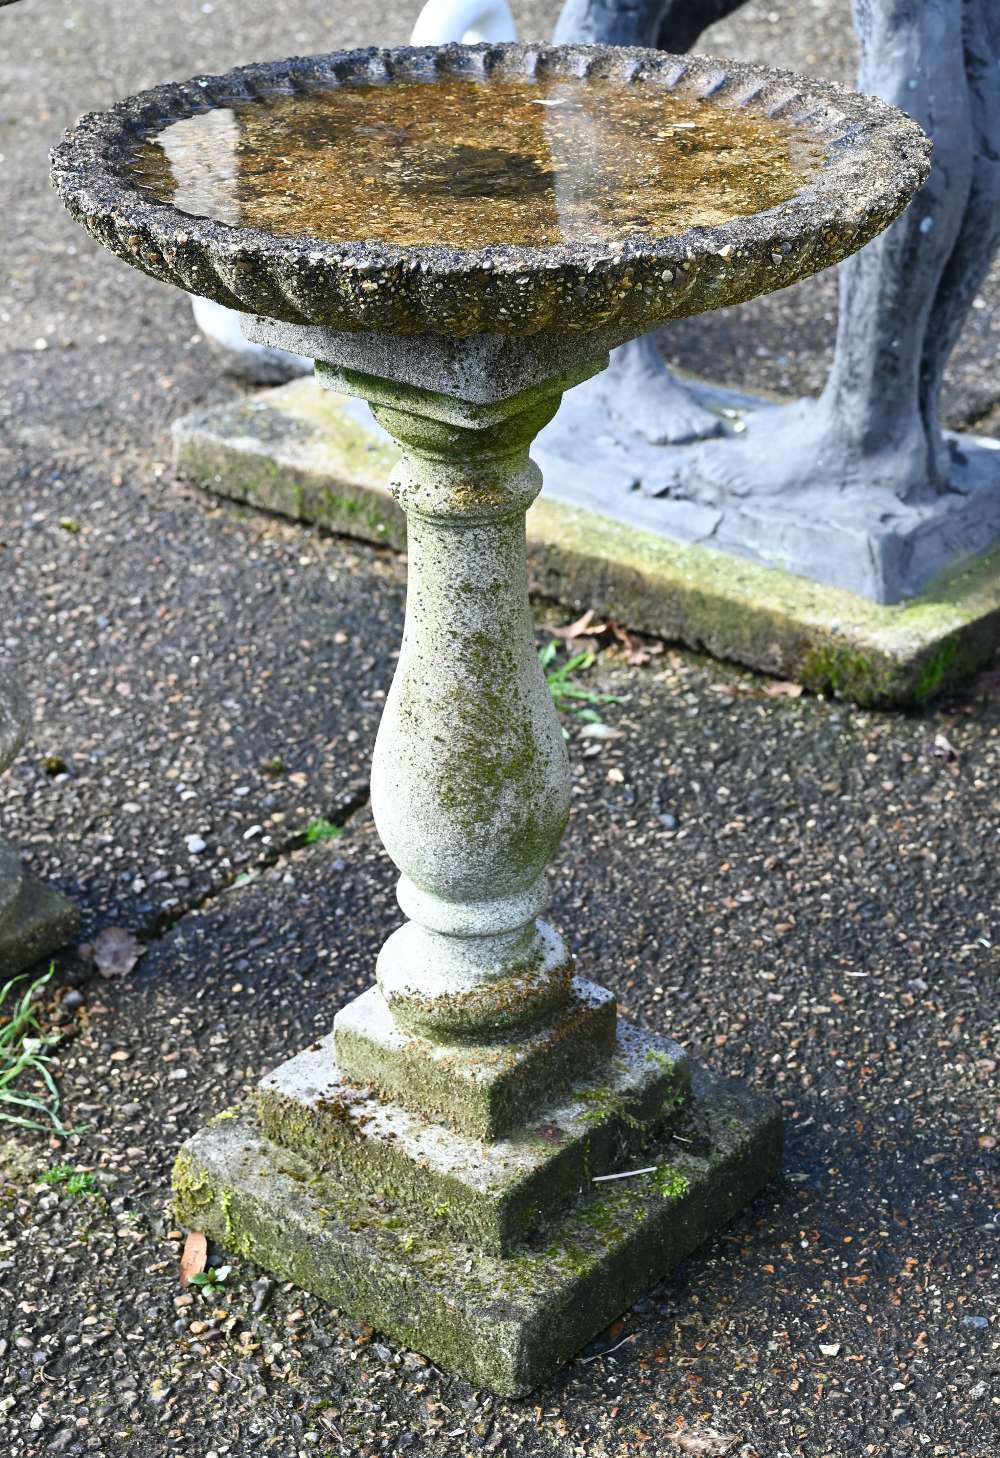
[52,44,927,1392]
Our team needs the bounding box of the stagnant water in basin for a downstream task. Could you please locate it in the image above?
[130,75,827,249]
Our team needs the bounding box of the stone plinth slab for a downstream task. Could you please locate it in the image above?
[172,377,1000,708]
[174,1061,781,1396]
[0,868,79,974]
[257,1021,690,1255]
[333,980,617,1141]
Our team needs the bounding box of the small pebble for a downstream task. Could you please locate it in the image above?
[251,1277,274,1314]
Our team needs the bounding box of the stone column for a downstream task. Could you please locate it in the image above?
[317,353,622,1136]
[364,379,573,1043]
[175,323,783,1394]
[0,674,78,972]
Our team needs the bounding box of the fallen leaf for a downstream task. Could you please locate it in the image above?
[179,1231,208,1288]
[606,619,663,666]
[764,680,804,698]
[670,1428,741,1456]
[550,609,605,642]
[535,1123,565,1143]
[78,926,144,979]
[932,732,959,761]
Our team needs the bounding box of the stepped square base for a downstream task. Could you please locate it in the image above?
[174,1059,781,1396]
[172,375,1000,708]
[258,1017,690,1254]
[333,979,618,1140]
[0,872,78,974]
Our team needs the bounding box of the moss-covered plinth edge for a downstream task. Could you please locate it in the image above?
[173,1061,781,1396]
[333,980,618,1140]
[172,379,1000,707]
[256,1018,690,1254]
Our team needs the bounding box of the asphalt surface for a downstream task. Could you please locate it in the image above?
[1,3,998,1457]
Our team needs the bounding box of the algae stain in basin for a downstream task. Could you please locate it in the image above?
[129,75,827,250]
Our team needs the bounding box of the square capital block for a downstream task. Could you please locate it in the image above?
[332,978,618,1141]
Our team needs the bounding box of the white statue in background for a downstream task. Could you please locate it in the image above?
[194,0,516,380]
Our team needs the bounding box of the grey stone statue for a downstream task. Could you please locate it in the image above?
[660,0,1000,503]
[553,0,1000,599]
[553,0,748,443]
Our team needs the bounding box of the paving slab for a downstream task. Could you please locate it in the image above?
[174,378,1000,707]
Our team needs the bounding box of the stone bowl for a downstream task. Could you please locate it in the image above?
[50,43,930,339]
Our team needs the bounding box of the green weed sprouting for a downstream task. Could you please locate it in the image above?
[303,817,344,845]
[539,642,624,724]
[0,965,68,1136]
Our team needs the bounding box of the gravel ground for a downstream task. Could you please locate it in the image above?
[1,648,998,1458]
[1,3,998,1457]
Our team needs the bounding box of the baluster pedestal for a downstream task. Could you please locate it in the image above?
[174,325,782,1395]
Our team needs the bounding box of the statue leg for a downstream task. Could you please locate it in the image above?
[655,0,750,52]
[651,0,976,509]
[597,335,725,445]
[552,0,668,46]
[818,0,974,499]
[919,0,1000,478]
[553,0,733,444]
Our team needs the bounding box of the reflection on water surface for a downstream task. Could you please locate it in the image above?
[131,76,825,249]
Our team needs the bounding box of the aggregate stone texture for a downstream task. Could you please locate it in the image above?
[0,451,401,941]
[0,2,997,1456]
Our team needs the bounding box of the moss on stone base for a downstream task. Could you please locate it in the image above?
[173,378,1000,708]
[333,981,618,1141]
[172,1062,781,1396]
[255,1022,690,1255]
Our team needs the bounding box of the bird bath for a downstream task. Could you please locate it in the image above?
[52,44,928,1393]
